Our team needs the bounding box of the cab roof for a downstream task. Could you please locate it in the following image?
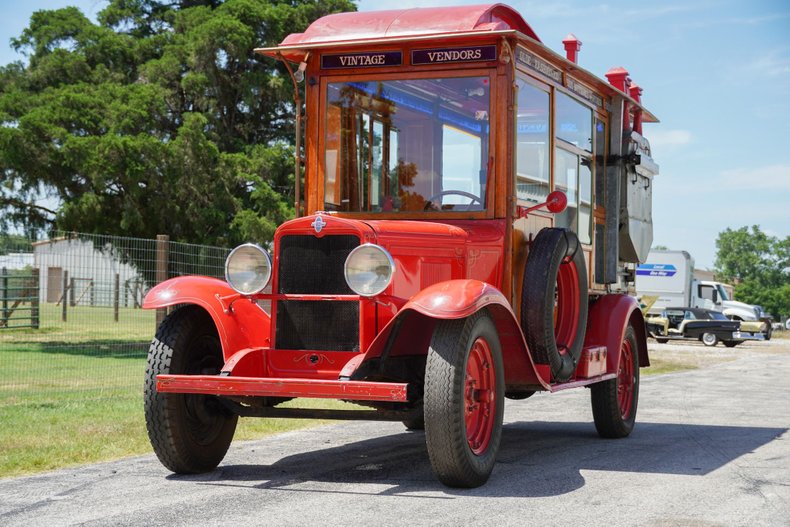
[255,3,658,123]
[281,4,538,47]
[255,4,538,61]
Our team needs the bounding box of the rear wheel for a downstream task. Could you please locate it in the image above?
[701,332,718,347]
[144,306,237,473]
[591,324,640,438]
[424,311,504,488]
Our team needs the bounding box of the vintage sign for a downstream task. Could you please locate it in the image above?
[321,51,402,69]
[411,45,497,65]
[515,46,563,84]
[567,77,604,108]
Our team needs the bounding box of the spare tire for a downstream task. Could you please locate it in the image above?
[522,228,588,382]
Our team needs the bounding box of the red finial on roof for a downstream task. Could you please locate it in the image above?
[562,33,582,63]
[605,67,631,93]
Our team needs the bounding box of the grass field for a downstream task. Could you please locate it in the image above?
[1,303,353,478]
[0,302,722,479]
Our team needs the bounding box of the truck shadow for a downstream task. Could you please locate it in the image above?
[169,420,787,497]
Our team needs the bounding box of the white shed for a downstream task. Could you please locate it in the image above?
[33,237,145,307]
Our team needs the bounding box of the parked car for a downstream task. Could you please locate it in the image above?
[645,307,763,347]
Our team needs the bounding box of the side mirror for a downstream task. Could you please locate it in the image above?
[546,190,568,213]
[518,190,568,218]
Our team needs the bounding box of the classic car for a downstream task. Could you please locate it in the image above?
[646,307,763,347]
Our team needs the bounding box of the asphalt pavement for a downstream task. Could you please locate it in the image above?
[1,338,789,526]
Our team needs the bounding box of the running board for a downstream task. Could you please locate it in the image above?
[156,374,409,402]
[548,373,617,392]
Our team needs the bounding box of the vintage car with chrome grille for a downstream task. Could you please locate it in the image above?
[142,3,659,487]
[646,307,764,347]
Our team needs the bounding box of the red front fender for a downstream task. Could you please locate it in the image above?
[584,294,649,374]
[343,280,551,389]
[143,276,271,360]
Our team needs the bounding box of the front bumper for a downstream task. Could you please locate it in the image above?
[157,375,409,402]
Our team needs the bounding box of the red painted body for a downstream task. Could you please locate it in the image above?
[143,3,654,412]
[143,276,270,360]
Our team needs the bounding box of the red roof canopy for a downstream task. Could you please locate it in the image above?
[279,3,540,47]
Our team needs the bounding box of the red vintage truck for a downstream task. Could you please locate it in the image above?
[143,3,659,488]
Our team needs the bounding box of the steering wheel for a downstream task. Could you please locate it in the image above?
[423,190,483,211]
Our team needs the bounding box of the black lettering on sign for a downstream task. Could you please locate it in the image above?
[321,51,402,69]
[411,46,497,65]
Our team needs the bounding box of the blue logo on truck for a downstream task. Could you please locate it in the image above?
[636,264,677,277]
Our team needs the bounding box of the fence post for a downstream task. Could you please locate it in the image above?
[1,267,7,324]
[155,234,170,329]
[62,270,69,322]
[31,268,40,329]
[69,276,76,307]
[114,273,120,322]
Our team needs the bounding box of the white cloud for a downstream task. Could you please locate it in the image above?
[749,49,790,78]
[720,164,790,190]
[648,129,693,149]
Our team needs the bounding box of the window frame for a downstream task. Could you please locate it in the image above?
[318,68,497,219]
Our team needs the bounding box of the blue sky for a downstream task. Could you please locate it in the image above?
[2,0,789,269]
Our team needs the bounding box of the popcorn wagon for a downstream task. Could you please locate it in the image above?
[143,3,659,487]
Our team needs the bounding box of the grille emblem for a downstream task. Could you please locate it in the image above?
[311,215,326,233]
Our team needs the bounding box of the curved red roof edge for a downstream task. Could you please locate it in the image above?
[280,3,541,46]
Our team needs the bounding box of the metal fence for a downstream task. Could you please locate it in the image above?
[0,232,230,403]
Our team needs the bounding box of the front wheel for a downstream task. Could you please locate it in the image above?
[701,332,718,347]
[424,311,505,488]
[723,340,743,348]
[591,324,640,438]
[144,306,238,473]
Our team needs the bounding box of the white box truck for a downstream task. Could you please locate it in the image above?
[636,250,771,337]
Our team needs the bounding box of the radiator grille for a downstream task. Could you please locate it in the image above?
[275,234,360,351]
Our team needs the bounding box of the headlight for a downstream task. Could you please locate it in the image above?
[225,243,272,295]
[344,244,395,297]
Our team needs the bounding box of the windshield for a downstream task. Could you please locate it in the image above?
[323,75,491,213]
[716,284,730,301]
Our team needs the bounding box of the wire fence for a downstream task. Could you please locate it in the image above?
[0,232,230,404]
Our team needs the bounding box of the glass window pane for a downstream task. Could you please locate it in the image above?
[554,148,577,231]
[442,125,482,206]
[579,160,592,244]
[594,118,605,209]
[556,92,592,152]
[324,77,490,212]
[516,78,550,204]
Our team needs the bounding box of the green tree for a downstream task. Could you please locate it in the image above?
[0,0,355,247]
[714,226,790,318]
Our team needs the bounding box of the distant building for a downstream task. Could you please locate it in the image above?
[33,237,145,307]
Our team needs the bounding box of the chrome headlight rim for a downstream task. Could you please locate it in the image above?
[224,243,272,296]
[344,243,395,297]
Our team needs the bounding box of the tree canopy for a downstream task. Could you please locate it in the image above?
[715,225,790,319]
[0,0,355,246]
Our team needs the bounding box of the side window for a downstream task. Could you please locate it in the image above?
[699,284,715,302]
[554,92,593,244]
[515,78,550,204]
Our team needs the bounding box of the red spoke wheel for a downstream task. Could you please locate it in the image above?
[424,311,504,488]
[145,306,238,473]
[522,228,588,382]
[591,323,640,438]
